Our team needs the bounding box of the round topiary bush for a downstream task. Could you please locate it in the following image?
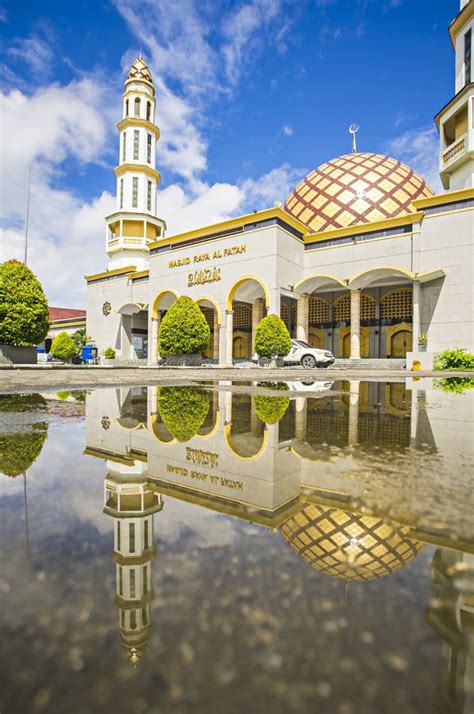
[254,382,290,424]
[0,424,48,477]
[254,314,291,359]
[0,260,49,346]
[51,332,77,361]
[157,386,211,442]
[158,296,211,358]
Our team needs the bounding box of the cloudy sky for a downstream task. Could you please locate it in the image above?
[0,0,457,307]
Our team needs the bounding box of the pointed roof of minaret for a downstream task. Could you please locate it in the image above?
[128,56,153,84]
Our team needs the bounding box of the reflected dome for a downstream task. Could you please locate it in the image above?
[280,503,424,581]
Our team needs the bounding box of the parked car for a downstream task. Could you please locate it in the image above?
[286,380,334,392]
[284,340,335,369]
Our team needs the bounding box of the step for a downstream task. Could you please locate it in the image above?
[332,358,406,370]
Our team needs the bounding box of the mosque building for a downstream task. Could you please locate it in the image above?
[86,1,474,365]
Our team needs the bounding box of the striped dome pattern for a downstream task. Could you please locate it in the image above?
[284,153,433,233]
[280,503,424,581]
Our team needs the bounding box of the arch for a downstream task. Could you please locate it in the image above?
[134,97,141,118]
[294,274,347,293]
[125,98,129,117]
[339,326,370,357]
[195,296,222,325]
[308,327,325,348]
[150,415,176,445]
[117,302,148,315]
[116,417,147,431]
[224,423,269,461]
[348,266,414,290]
[332,293,375,322]
[309,296,329,324]
[195,409,221,439]
[146,101,151,121]
[226,275,270,311]
[151,289,179,319]
[386,322,413,358]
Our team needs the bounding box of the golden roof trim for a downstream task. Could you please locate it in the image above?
[303,212,423,245]
[84,265,136,283]
[449,0,474,45]
[130,269,150,280]
[412,187,474,210]
[114,164,161,182]
[117,117,160,139]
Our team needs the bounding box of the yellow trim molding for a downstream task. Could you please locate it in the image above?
[130,269,150,280]
[303,212,423,245]
[151,288,180,319]
[348,265,415,289]
[149,206,308,250]
[49,319,86,329]
[117,117,160,139]
[85,265,136,283]
[449,1,474,45]
[412,187,474,210]
[195,295,223,325]
[114,163,161,182]
[224,423,269,461]
[294,273,347,290]
[195,410,221,439]
[226,275,271,310]
[150,415,177,445]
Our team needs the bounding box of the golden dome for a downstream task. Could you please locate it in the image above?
[128,57,153,84]
[280,503,424,581]
[284,153,433,233]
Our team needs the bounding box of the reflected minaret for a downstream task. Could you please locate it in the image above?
[426,549,474,713]
[103,461,163,665]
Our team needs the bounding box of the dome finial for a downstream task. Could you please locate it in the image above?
[349,123,359,154]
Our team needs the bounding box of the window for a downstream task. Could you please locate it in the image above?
[309,297,329,324]
[130,569,136,598]
[146,101,151,121]
[144,520,149,548]
[130,610,136,630]
[147,180,152,211]
[117,520,121,550]
[119,178,124,209]
[147,133,152,163]
[122,131,126,162]
[134,97,140,118]
[125,98,129,117]
[129,522,136,553]
[132,177,138,207]
[142,607,148,626]
[133,130,139,160]
[380,288,412,320]
[118,566,123,596]
[143,564,148,594]
[465,28,472,86]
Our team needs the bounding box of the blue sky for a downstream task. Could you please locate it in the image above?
[0,0,459,306]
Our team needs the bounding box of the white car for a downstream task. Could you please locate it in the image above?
[284,340,335,369]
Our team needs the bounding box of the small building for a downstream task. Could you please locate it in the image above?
[40,307,86,354]
[86,2,474,365]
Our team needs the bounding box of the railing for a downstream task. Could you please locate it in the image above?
[442,134,466,165]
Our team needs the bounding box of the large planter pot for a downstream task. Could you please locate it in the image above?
[101,358,115,366]
[0,344,37,365]
[164,353,202,367]
[418,344,427,352]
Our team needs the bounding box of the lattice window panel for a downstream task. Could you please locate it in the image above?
[233,303,252,329]
[361,293,376,320]
[200,307,214,329]
[309,297,329,323]
[280,303,288,323]
[280,504,423,581]
[291,303,297,323]
[333,295,350,321]
[380,288,412,319]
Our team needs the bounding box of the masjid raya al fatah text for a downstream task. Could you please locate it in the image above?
[86,0,474,366]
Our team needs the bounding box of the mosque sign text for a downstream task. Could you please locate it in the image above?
[168,243,246,270]
[186,447,219,468]
[166,464,243,492]
[188,268,222,288]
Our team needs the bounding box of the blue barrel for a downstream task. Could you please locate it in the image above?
[82,345,98,362]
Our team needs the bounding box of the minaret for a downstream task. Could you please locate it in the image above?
[436,0,474,190]
[105,56,166,270]
[103,462,163,665]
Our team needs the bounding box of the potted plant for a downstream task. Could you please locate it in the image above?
[158,296,210,366]
[102,347,116,365]
[254,314,291,367]
[418,333,429,352]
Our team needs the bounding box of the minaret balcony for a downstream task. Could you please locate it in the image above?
[442,132,468,168]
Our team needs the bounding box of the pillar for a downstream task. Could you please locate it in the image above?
[350,289,361,359]
[295,398,307,441]
[250,396,260,436]
[412,281,421,347]
[225,310,233,366]
[213,321,220,360]
[347,380,360,446]
[296,293,309,342]
[251,298,265,352]
[147,313,160,366]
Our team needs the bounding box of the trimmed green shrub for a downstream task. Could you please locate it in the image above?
[0,423,48,477]
[55,391,72,400]
[254,314,291,358]
[434,348,474,371]
[0,259,49,346]
[72,328,91,354]
[104,347,116,359]
[254,382,290,424]
[0,394,47,412]
[51,332,77,361]
[158,296,211,357]
[157,386,210,442]
[435,377,474,394]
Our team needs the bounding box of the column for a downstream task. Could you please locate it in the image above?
[250,396,260,436]
[412,281,421,348]
[295,398,307,441]
[225,310,233,366]
[296,294,309,342]
[213,322,220,360]
[350,289,361,359]
[147,313,161,365]
[347,380,360,446]
[251,298,265,352]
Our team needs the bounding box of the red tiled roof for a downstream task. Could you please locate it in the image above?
[49,307,86,322]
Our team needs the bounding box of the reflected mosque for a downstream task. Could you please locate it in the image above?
[86,1,474,366]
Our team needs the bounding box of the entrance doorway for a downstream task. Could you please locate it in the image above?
[390,329,412,358]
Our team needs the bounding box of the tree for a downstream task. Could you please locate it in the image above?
[254,314,291,358]
[158,296,211,357]
[0,260,49,346]
[51,331,77,361]
[157,386,210,441]
[254,382,290,424]
[72,328,91,354]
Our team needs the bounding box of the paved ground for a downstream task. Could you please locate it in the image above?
[0,364,472,393]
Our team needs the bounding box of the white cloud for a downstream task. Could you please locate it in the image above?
[385,125,442,192]
[240,162,306,211]
[282,124,293,136]
[8,33,54,79]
